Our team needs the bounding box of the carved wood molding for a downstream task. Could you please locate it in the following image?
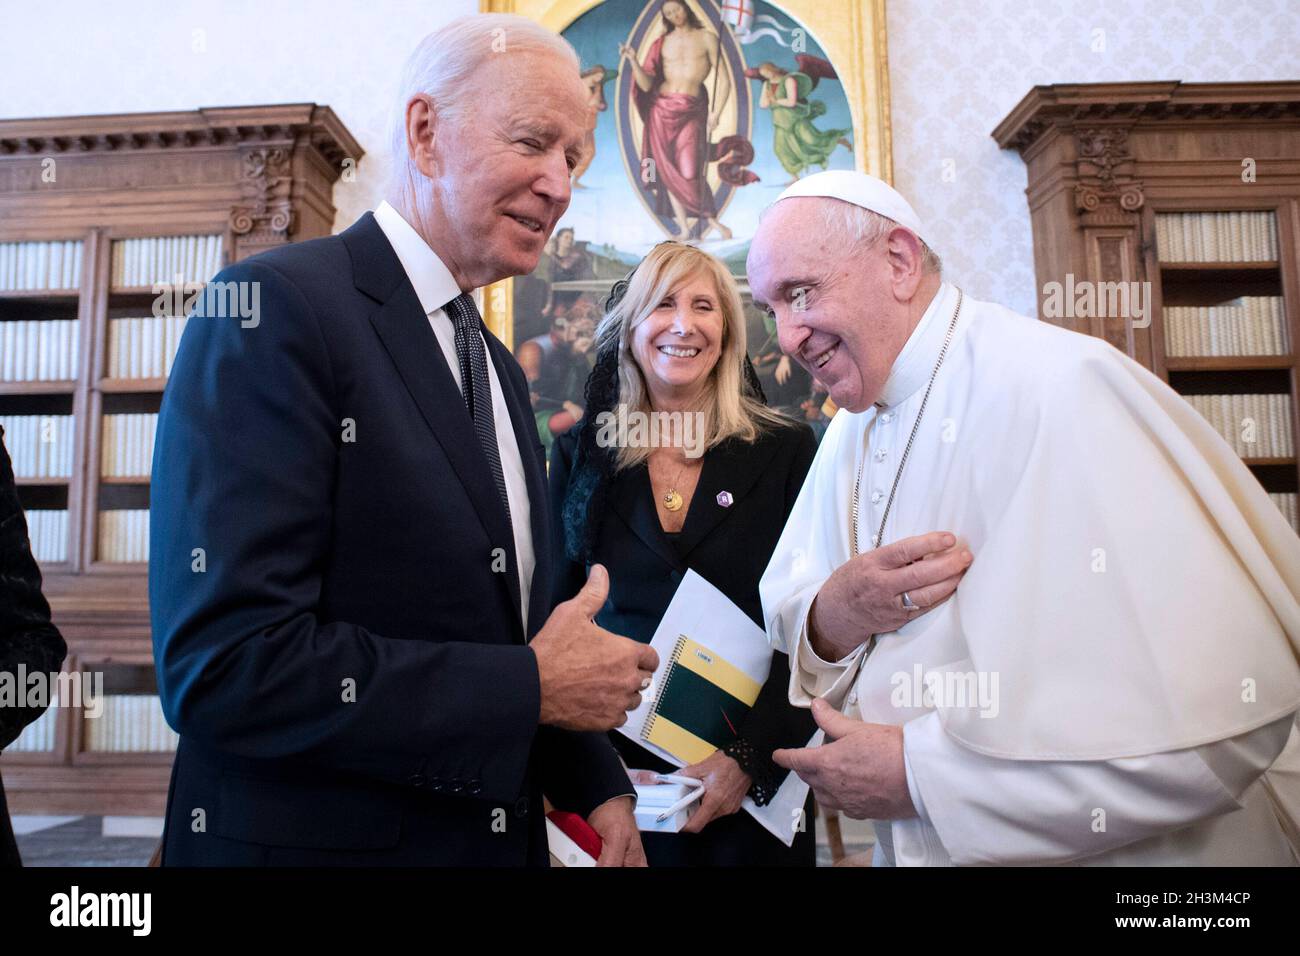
[229,146,294,243]
[993,81,1300,154]
[0,104,362,174]
[1073,127,1144,219]
[0,104,361,245]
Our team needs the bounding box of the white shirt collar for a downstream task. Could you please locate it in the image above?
[875,281,959,409]
[372,200,464,315]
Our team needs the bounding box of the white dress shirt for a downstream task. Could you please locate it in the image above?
[372,200,535,627]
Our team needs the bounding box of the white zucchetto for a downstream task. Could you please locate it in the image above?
[774,170,931,249]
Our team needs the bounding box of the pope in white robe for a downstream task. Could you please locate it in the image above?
[750,170,1300,866]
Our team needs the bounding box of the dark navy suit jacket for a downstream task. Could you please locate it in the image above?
[149,212,631,866]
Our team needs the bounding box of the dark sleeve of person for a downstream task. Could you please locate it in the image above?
[534,724,634,816]
[149,260,540,806]
[517,392,631,815]
[724,422,819,804]
[0,424,68,751]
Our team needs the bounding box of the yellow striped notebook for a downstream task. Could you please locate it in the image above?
[641,635,763,765]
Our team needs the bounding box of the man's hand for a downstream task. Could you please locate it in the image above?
[773,698,916,821]
[808,531,971,661]
[678,749,750,833]
[588,796,646,867]
[531,564,658,731]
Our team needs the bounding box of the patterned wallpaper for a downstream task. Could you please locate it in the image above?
[886,0,1300,312]
[0,0,480,231]
[2,0,1297,313]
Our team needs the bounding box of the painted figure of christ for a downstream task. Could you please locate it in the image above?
[620,0,733,239]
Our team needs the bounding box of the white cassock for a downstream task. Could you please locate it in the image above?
[760,281,1300,865]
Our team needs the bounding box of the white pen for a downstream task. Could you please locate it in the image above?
[653,773,704,788]
[655,785,706,823]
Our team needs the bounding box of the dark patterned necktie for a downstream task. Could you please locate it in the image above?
[445,292,512,522]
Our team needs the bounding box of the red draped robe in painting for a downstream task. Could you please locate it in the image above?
[633,35,717,220]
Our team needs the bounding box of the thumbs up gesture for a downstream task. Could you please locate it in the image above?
[531,564,659,731]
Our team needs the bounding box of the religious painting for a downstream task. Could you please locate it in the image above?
[482,0,892,451]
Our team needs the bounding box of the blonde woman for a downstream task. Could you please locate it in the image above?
[548,242,817,865]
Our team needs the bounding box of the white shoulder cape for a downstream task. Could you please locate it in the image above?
[761,294,1300,762]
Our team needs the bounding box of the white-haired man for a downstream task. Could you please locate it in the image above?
[751,170,1300,865]
[151,14,655,866]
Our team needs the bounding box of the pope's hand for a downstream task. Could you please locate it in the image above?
[773,698,916,820]
[532,564,659,731]
[808,531,971,661]
[588,796,647,867]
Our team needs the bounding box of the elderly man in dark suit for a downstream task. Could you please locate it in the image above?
[149,13,657,866]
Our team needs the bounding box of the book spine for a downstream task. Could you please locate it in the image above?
[100,510,115,562]
[49,242,63,291]
[127,317,140,379]
[101,415,114,477]
[37,317,50,380]
[1281,394,1295,458]
[1,321,13,381]
[25,320,38,381]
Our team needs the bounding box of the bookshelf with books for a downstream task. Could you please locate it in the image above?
[71,659,178,768]
[0,105,361,815]
[0,242,88,576]
[996,81,1300,533]
[87,244,209,572]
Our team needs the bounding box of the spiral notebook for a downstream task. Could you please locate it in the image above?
[641,635,763,765]
[616,569,820,847]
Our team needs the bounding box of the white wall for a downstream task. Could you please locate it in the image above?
[0,0,479,230]
[887,0,1300,312]
[3,0,1298,312]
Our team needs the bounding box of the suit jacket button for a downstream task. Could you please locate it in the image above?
[514,797,530,818]
[467,779,482,796]
[408,772,425,787]
[449,778,465,794]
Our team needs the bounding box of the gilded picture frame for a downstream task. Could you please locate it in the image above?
[477,0,891,446]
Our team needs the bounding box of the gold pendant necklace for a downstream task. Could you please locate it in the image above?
[662,457,688,512]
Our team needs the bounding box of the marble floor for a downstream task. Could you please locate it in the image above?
[13,813,873,867]
[15,815,160,867]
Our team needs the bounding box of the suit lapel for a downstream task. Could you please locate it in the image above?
[609,464,683,572]
[349,214,525,639]
[607,433,784,569]
[674,433,782,559]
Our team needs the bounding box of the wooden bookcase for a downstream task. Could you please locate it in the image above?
[0,106,362,815]
[995,82,1300,522]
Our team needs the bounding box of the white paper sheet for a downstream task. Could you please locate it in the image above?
[616,569,819,847]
